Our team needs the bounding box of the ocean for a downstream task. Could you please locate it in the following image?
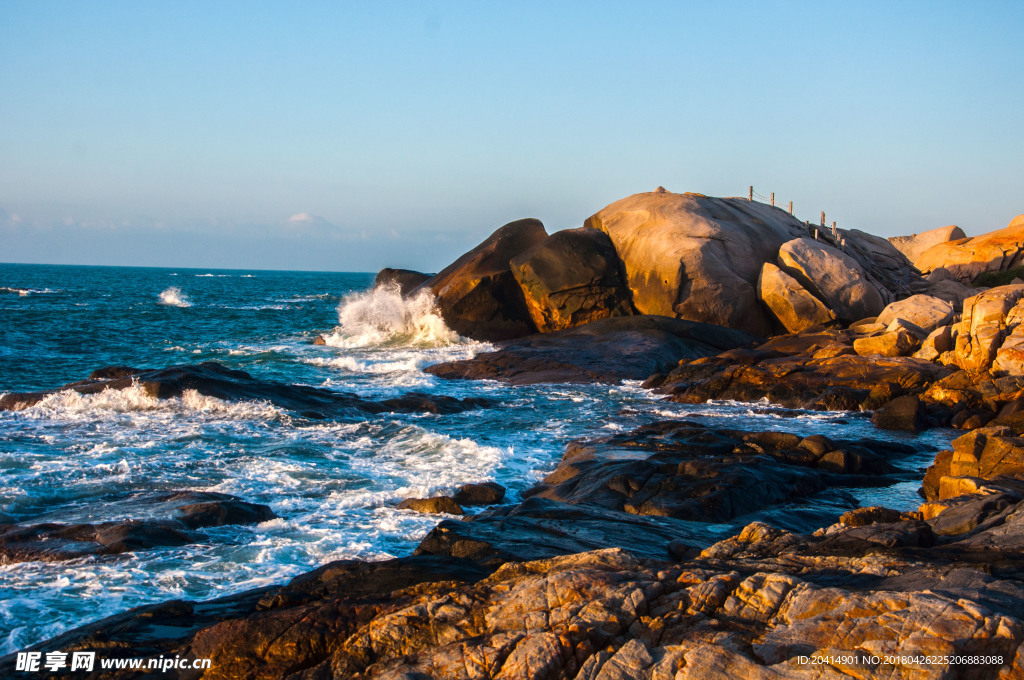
[0,262,950,653]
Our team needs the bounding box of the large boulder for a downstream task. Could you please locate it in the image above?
[757,262,835,333]
[584,190,807,335]
[876,294,954,334]
[950,284,1024,373]
[889,225,967,266]
[916,215,1024,282]
[417,218,548,341]
[509,226,635,332]
[777,237,885,322]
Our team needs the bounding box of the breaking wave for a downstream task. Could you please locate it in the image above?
[158,287,191,307]
[323,282,460,348]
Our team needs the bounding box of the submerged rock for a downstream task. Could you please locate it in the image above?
[0,491,275,564]
[426,315,759,385]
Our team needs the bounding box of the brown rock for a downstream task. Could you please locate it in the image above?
[756,262,835,333]
[397,496,464,515]
[889,224,967,266]
[853,329,919,357]
[419,218,548,341]
[778,237,885,322]
[876,294,954,334]
[916,214,1024,281]
[509,226,635,332]
[585,191,807,335]
[452,482,506,506]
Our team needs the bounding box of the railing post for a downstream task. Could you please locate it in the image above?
[770,192,775,207]
[788,201,793,215]
[820,211,825,228]
[748,186,753,202]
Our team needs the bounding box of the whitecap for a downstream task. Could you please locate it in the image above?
[157,287,191,307]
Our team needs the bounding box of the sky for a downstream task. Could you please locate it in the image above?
[2,1,1022,272]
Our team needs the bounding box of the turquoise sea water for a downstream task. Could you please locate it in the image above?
[0,263,949,653]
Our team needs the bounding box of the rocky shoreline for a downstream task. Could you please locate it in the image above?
[6,189,1024,678]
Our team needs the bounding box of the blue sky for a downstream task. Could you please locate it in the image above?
[1,1,1022,271]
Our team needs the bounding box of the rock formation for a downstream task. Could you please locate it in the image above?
[584,191,808,336]
[916,214,1024,282]
[415,218,548,341]
[888,224,966,266]
[757,263,835,334]
[777,237,885,322]
[510,226,635,332]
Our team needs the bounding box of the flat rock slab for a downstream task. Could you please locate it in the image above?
[426,315,759,385]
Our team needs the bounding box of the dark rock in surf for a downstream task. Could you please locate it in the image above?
[426,315,760,385]
[0,491,276,564]
[0,362,493,418]
[415,218,548,341]
[397,497,464,515]
[452,481,506,506]
[373,268,432,295]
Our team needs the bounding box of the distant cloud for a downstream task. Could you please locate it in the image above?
[283,212,344,238]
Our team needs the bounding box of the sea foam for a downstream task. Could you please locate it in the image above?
[158,287,191,307]
[324,282,459,348]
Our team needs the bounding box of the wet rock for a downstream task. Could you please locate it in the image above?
[426,315,758,385]
[414,497,731,567]
[373,268,431,295]
[839,505,920,527]
[0,362,493,417]
[523,421,896,523]
[452,481,506,506]
[757,262,835,333]
[415,218,548,341]
[777,237,885,322]
[660,342,951,414]
[509,226,635,332]
[871,395,926,431]
[0,491,275,564]
[397,496,464,515]
[312,334,327,345]
[584,190,807,335]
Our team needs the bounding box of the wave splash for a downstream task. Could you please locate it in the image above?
[324,283,460,348]
[158,287,191,308]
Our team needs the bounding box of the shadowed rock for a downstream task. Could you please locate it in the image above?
[425,315,759,385]
[510,226,635,332]
[373,268,432,295]
[0,491,275,564]
[415,218,548,341]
